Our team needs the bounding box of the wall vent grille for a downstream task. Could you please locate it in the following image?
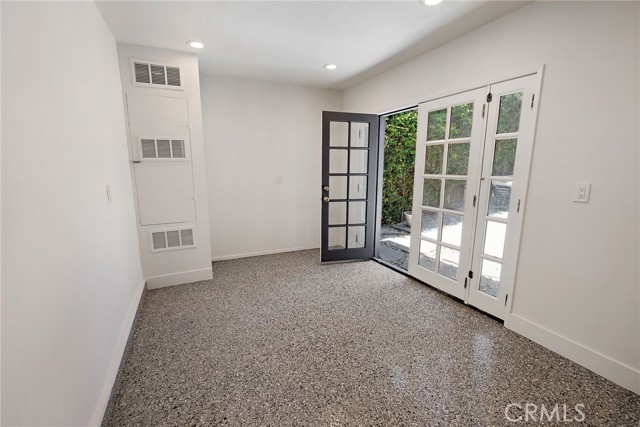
[140,139,186,159]
[133,61,182,88]
[151,228,196,252]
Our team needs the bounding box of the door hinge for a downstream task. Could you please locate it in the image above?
[481,104,486,118]
[517,199,521,213]
[531,94,535,109]
[472,195,477,208]
[505,294,509,306]
[487,93,493,103]
[464,278,468,289]
[468,270,474,279]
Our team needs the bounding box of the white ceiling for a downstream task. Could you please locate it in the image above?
[96,1,528,90]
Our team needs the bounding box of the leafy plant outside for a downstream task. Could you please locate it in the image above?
[382,110,417,225]
[381,93,521,225]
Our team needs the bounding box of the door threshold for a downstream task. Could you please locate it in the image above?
[372,257,503,324]
[320,258,370,266]
[371,257,411,277]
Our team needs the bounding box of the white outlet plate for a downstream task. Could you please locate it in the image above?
[275,175,284,184]
[574,182,591,203]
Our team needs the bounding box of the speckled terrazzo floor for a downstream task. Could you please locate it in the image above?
[104,250,640,426]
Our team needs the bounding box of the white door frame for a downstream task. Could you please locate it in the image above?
[377,65,545,324]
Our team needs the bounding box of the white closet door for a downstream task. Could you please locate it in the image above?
[127,94,196,226]
[408,88,487,299]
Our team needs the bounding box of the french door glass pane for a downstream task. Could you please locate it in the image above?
[446,143,470,175]
[350,122,369,147]
[425,144,444,174]
[438,246,460,280]
[442,213,463,246]
[348,202,366,224]
[427,109,446,141]
[328,227,346,250]
[329,176,347,199]
[329,122,348,146]
[443,179,466,211]
[422,179,441,207]
[348,226,366,248]
[496,92,523,134]
[484,221,507,259]
[492,139,517,176]
[479,259,502,297]
[328,202,346,225]
[349,176,367,199]
[449,102,474,138]
[329,149,348,173]
[419,240,437,271]
[420,210,439,239]
[488,181,512,218]
[350,150,368,173]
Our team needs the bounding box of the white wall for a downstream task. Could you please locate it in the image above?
[344,1,640,393]
[1,3,145,426]
[117,44,213,289]
[201,75,341,260]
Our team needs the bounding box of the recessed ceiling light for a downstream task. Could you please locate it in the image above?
[324,64,338,70]
[420,0,443,5]
[187,40,204,49]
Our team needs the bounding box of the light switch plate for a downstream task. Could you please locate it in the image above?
[574,182,591,203]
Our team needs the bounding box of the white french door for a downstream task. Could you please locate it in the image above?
[408,88,487,299]
[467,75,537,318]
[408,74,538,320]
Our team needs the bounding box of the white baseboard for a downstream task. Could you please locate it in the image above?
[145,267,213,290]
[211,245,319,262]
[507,314,640,395]
[90,279,145,427]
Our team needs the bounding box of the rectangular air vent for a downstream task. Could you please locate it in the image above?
[166,67,181,86]
[140,139,186,159]
[132,61,182,88]
[151,227,196,252]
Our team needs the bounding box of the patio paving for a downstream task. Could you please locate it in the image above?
[379,224,410,271]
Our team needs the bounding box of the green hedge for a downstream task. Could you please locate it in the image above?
[382,110,417,225]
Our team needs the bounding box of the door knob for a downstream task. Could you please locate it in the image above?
[323,185,329,191]
[323,196,330,202]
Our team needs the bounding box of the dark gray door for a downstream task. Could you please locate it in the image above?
[321,111,380,262]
